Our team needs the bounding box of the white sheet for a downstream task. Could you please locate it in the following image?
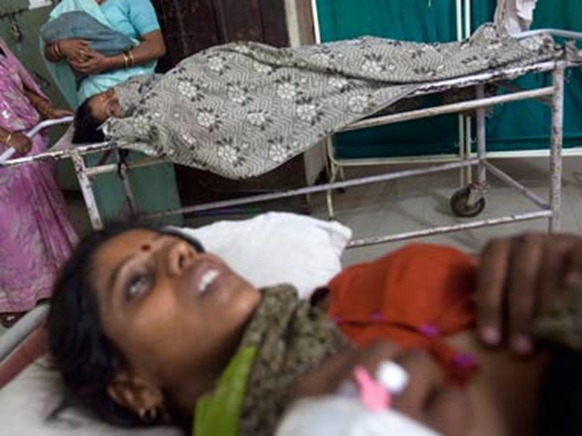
[495,0,538,35]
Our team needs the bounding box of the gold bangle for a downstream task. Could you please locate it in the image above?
[5,132,13,146]
[127,50,135,67]
[122,52,130,69]
[53,42,63,59]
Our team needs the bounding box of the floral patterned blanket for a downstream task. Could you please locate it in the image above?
[104,24,560,179]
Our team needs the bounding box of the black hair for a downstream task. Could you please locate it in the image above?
[47,222,204,428]
[72,97,106,144]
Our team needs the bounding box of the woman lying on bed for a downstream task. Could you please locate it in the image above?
[47,225,582,435]
[70,24,559,179]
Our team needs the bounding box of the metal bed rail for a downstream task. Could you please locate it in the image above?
[2,37,581,248]
[325,28,582,214]
[142,61,571,243]
[516,29,582,41]
[2,128,165,229]
[0,304,48,363]
[0,116,74,164]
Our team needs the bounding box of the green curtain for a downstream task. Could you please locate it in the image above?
[317,0,582,159]
[317,0,461,159]
[317,0,458,42]
[471,0,582,152]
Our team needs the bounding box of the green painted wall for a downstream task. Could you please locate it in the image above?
[317,0,582,159]
[316,0,461,159]
[471,0,582,153]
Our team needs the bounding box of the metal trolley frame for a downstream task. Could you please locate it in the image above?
[3,30,582,249]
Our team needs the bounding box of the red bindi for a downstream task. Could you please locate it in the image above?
[140,244,151,252]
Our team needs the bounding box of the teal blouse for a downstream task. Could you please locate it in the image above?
[79,0,161,102]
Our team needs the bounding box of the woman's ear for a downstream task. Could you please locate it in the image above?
[107,371,164,414]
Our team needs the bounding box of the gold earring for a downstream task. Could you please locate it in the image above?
[138,407,158,423]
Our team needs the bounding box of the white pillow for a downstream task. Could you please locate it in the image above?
[180,212,352,299]
[0,357,181,436]
[0,212,352,435]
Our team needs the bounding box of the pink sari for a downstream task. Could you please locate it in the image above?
[0,39,78,314]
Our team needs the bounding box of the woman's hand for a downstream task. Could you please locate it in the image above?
[41,106,74,120]
[69,49,114,75]
[5,132,33,155]
[293,341,469,435]
[57,39,90,61]
[475,233,582,354]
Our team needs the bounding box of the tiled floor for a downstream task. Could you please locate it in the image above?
[310,156,582,266]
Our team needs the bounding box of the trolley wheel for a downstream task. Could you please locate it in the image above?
[450,187,486,218]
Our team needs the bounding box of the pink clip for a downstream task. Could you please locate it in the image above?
[452,352,476,369]
[353,366,391,410]
[419,324,440,338]
[370,311,384,322]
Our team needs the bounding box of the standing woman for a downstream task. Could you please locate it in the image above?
[0,38,78,327]
[41,0,183,226]
[42,0,166,107]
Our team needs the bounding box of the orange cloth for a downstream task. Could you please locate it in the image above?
[327,243,477,384]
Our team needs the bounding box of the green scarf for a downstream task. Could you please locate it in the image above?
[194,285,350,436]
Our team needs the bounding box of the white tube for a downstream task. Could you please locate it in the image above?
[310,0,322,44]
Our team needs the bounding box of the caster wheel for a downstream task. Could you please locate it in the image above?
[450,187,486,218]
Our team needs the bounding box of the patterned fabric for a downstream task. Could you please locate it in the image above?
[327,243,478,385]
[194,285,351,436]
[104,24,560,179]
[0,39,78,313]
[114,74,161,115]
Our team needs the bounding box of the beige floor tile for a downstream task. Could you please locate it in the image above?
[310,157,582,266]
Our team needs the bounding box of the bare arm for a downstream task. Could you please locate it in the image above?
[44,39,90,63]
[69,30,166,75]
[292,341,470,436]
[44,43,59,63]
[126,29,166,66]
[22,86,73,119]
[0,126,32,155]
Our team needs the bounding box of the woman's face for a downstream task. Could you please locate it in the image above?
[90,229,261,404]
[88,87,122,122]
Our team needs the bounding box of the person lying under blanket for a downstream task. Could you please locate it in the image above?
[47,225,582,435]
[71,24,560,179]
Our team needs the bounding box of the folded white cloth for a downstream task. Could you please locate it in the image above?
[495,0,538,35]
